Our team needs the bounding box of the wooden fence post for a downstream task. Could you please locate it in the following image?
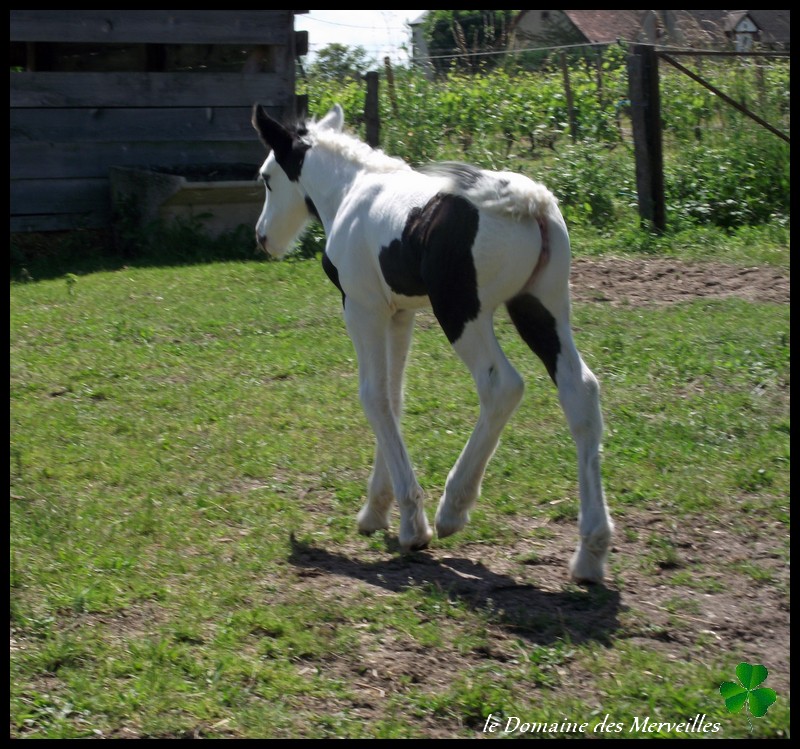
[384,56,398,116]
[364,71,380,148]
[560,52,577,142]
[628,44,666,232]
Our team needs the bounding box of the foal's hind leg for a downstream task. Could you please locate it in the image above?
[507,289,613,584]
[435,313,525,538]
[357,309,415,535]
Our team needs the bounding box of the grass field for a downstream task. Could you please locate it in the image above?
[10,248,789,738]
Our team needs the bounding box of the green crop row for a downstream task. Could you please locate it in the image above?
[300,47,790,230]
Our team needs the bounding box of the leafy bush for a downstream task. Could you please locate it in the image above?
[658,58,790,228]
[664,133,790,228]
[547,141,634,227]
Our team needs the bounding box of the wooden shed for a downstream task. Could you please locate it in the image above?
[10,10,308,233]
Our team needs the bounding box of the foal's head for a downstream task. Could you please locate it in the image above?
[251,104,344,258]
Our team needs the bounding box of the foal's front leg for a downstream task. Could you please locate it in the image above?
[345,303,432,550]
[357,309,415,535]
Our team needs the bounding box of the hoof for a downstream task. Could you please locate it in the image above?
[569,525,613,584]
[406,538,431,552]
[434,506,469,539]
[357,504,391,536]
[569,544,608,585]
[399,525,433,553]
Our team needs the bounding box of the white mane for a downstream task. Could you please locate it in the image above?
[305,122,557,220]
[307,124,412,175]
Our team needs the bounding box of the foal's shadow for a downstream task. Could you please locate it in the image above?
[288,535,621,647]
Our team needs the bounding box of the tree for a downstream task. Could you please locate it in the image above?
[423,10,514,74]
[307,43,375,82]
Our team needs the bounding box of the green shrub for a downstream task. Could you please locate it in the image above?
[664,131,790,228]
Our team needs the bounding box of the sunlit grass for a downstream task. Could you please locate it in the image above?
[10,258,789,737]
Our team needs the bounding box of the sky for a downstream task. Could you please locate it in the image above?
[294,10,426,65]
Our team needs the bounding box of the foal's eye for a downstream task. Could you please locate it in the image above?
[259,174,271,192]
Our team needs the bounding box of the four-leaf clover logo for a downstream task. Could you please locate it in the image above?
[719,663,776,730]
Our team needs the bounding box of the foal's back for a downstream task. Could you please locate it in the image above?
[345,160,565,316]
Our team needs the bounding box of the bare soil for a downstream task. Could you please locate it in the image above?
[286,508,789,726]
[570,257,789,307]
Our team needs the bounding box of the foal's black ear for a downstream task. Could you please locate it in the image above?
[251,103,293,155]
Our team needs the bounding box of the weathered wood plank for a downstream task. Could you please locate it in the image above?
[10,106,282,144]
[10,10,293,45]
[11,178,111,217]
[9,10,302,232]
[11,140,265,180]
[11,72,291,108]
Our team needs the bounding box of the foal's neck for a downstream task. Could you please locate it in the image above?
[298,149,362,232]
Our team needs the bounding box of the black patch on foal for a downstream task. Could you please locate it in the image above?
[252,107,310,183]
[274,138,310,182]
[379,193,481,344]
[322,252,345,307]
[267,122,311,183]
[505,294,561,384]
[305,195,320,221]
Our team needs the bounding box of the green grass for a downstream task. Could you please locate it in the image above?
[569,216,791,267]
[10,252,789,738]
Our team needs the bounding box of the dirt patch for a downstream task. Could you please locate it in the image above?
[285,507,789,719]
[570,257,789,307]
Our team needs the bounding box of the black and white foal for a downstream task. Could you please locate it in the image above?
[252,103,613,583]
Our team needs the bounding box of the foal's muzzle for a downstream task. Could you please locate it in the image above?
[256,231,273,256]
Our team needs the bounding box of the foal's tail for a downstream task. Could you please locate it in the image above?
[519,202,572,302]
[488,171,559,221]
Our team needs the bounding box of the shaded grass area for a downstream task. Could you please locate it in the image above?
[9,206,790,284]
[10,222,263,284]
[10,258,789,738]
